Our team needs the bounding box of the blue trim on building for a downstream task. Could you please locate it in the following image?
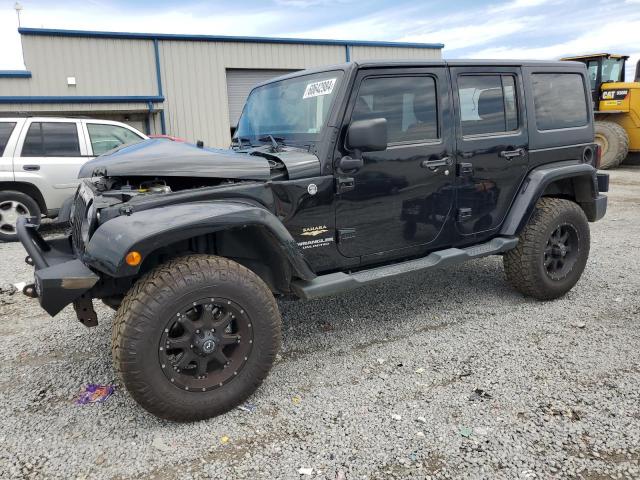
[152,38,167,134]
[18,27,444,49]
[345,45,351,62]
[0,95,164,104]
[0,70,32,78]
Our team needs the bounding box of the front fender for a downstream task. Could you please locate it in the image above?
[500,162,599,236]
[84,200,316,280]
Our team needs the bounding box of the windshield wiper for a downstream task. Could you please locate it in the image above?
[258,135,285,152]
[231,136,252,149]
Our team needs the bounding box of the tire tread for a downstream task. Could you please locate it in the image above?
[111,255,281,422]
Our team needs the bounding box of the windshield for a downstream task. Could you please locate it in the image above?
[234,70,344,144]
[601,57,625,83]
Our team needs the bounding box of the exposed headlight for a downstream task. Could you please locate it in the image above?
[81,202,96,243]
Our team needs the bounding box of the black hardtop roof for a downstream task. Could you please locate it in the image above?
[356,59,580,68]
[254,59,584,88]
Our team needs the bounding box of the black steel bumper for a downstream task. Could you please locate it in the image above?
[17,217,99,317]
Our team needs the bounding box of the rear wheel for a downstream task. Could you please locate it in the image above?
[112,255,281,421]
[0,191,41,242]
[594,120,629,169]
[504,198,590,300]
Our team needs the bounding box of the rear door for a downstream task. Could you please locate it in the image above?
[450,67,529,241]
[14,119,89,212]
[335,66,455,259]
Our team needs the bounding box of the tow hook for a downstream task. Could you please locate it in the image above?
[23,283,38,298]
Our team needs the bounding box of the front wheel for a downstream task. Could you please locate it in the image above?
[112,255,281,421]
[0,191,41,242]
[504,198,590,300]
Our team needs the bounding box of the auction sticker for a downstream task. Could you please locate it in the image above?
[303,78,337,99]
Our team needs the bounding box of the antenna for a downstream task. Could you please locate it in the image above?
[14,2,23,27]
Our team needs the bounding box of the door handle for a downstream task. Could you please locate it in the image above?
[23,165,40,171]
[336,176,355,193]
[499,148,525,160]
[421,156,452,169]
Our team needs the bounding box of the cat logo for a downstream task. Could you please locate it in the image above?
[301,225,328,236]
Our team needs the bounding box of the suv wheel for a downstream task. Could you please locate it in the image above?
[112,255,281,422]
[594,120,629,169]
[0,191,41,242]
[503,198,590,300]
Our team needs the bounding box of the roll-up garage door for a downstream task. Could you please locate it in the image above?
[226,69,297,127]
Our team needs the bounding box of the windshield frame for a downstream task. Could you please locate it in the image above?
[232,69,346,146]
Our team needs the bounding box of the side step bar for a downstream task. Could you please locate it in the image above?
[291,236,518,300]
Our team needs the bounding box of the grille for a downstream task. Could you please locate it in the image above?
[71,193,88,254]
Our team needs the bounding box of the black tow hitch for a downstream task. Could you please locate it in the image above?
[73,294,99,328]
[23,283,38,298]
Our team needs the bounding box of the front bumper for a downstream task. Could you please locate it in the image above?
[17,217,99,317]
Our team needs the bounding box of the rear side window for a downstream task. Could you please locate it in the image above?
[22,122,81,157]
[87,123,143,155]
[352,76,438,143]
[532,73,588,130]
[0,122,16,156]
[458,75,519,136]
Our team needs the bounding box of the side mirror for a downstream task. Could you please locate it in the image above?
[346,118,388,152]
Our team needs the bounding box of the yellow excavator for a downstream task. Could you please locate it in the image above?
[561,53,640,169]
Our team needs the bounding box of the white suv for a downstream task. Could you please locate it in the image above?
[0,117,147,241]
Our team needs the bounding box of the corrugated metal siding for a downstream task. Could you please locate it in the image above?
[349,46,442,61]
[0,35,157,96]
[226,69,297,126]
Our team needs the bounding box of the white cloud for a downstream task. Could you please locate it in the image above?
[488,0,554,13]
[1,0,639,85]
[465,19,640,80]
[400,18,539,50]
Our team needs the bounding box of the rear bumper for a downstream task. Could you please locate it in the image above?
[592,194,607,222]
[17,217,98,316]
[597,173,609,193]
[581,194,607,222]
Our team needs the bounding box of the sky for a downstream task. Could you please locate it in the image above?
[0,0,639,80]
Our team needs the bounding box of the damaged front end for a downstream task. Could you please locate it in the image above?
[17,138,321,326]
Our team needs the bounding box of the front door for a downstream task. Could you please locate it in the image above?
[335,67,455,258]
[14,119,90,211]
[450,67,529,241]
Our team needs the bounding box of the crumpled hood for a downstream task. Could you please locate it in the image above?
[78,139,271,180]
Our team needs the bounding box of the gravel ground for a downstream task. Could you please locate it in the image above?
[1,167,639,480]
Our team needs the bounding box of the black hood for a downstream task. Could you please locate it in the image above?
[78,139,271,180]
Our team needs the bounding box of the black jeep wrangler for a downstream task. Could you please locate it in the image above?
[18,60,608,421]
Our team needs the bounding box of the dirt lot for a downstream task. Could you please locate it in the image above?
[1,167,639,480]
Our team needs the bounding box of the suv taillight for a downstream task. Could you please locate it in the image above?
[594,144,602,169]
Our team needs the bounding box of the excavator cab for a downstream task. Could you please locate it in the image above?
[562,53,640,169]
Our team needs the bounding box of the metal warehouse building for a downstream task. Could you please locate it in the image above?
[0,28,443,147]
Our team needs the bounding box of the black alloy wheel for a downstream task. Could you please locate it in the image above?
[159,298,253,392]
[544,224,579,280]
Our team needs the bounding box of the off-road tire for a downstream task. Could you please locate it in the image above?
[595,120,629,169]
[0,190,41,242]
[112,255,281,422]
[504,198,590,300]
